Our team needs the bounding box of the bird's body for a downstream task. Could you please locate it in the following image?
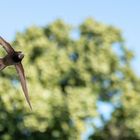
[3,52,23,66]
[0,36,32,110]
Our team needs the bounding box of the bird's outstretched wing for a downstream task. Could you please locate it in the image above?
[15,63,32,110]
[0,36,15,54]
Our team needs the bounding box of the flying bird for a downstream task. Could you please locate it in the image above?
[0,36,32,110]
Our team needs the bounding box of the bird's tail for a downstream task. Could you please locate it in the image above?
[0,58,6,71]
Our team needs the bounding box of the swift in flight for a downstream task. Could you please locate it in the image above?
[0,36,32,110]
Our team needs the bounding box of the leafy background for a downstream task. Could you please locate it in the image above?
[0,18,140,140]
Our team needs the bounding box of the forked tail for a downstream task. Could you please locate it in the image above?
[0,58,6,71]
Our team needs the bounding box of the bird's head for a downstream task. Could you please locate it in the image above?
[17,51,24,60]
[12,51,24,63]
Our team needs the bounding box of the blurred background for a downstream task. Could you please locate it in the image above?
[0,1,140,140]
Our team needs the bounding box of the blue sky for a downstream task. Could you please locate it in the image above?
[1,1,140,75]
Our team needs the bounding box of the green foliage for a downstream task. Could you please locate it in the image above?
[0,18,139,140]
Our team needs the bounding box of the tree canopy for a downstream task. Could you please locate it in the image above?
[0,18,140,140]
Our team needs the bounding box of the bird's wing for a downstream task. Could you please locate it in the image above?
[15,63,32,110]
[0,58,6,71]
[0,36,15,54]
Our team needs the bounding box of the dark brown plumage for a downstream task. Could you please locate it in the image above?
[0,36,32,110]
